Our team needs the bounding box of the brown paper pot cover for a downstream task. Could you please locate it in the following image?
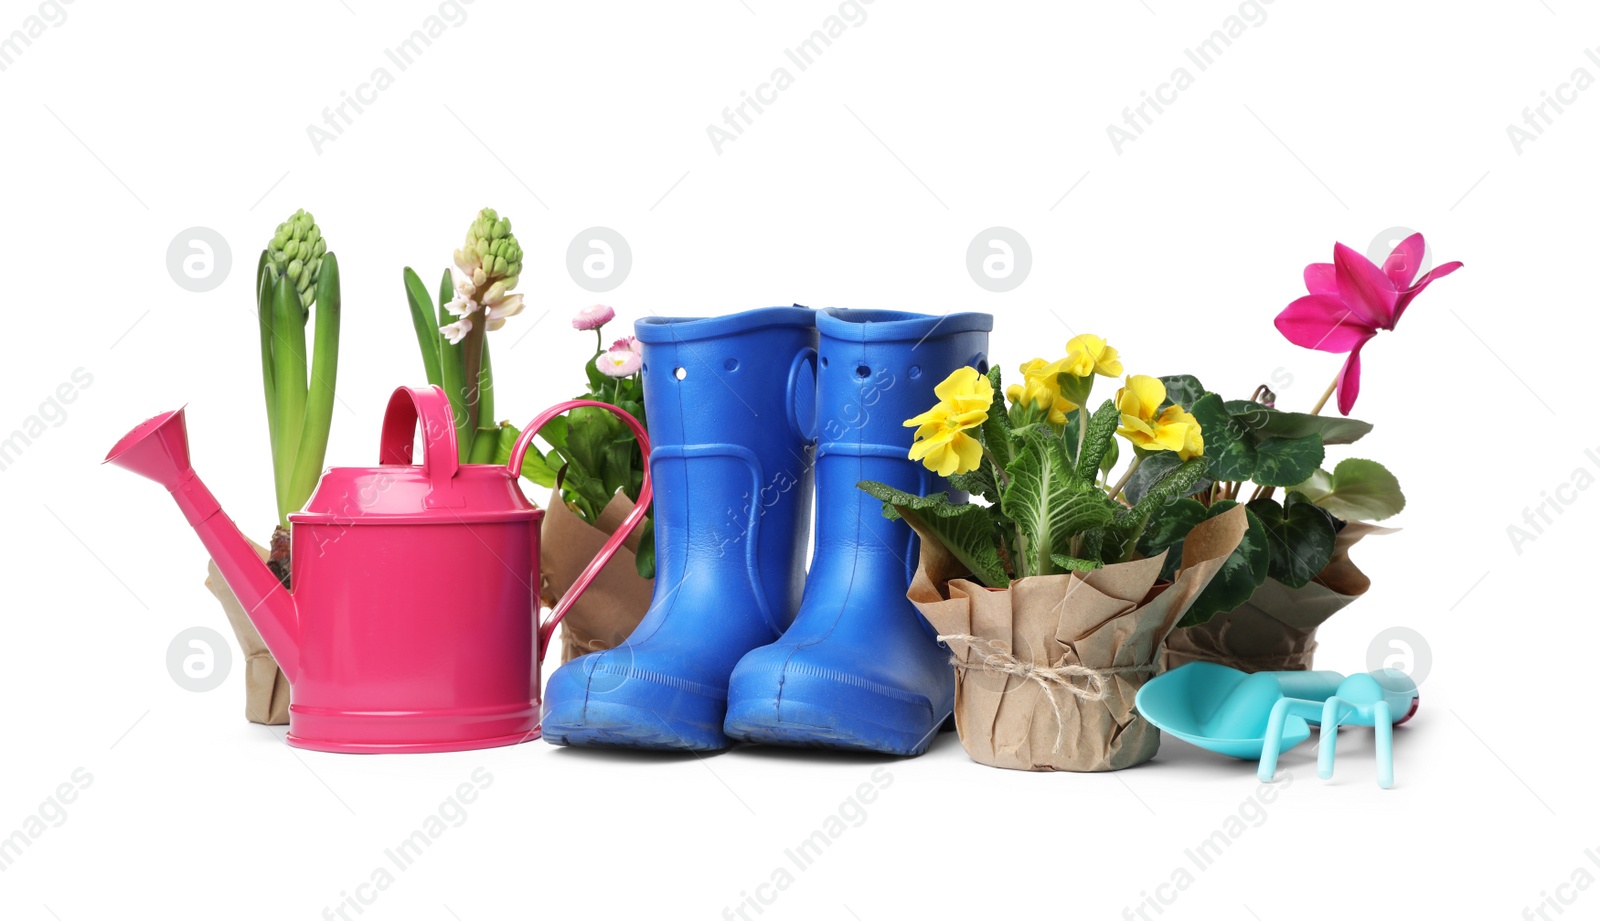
[1162,520,1394,673]
[540,491,655,663]
[910,505,1248,772]
[203,540,291,725]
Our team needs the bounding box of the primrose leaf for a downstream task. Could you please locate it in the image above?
[979,365,1013,471]
[1001,430,1120,577]
[858,481,1009,587]
[1124,451,1209,506]
[1049,554,1103,572]
[1076,399,1121,481]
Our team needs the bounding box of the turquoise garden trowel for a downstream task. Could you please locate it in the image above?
[1136,662,1419,789]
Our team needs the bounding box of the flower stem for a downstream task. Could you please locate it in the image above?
[459,318,487,458]
[1309,373,1339,416]
[1076,405,1090,464]
[1106,454,1144,501]
[985,447,1012,488]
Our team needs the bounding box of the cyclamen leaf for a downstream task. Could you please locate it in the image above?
[1001,431,1119,577]
[1158,375,1206,411]
[1076,399,1121,481]
[857,481,1010,587]
[1252,433,1325,487]
[1223,400,1276,433]
[1242,408,1373,446]
[1190,393,1256,482]
[1136,497,1210,581]
[1177,501,1271,629]
[1291,458,1405,521]
[1246,494,1338,589]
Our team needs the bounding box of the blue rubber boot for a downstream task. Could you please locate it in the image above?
[541,306,819,750]
[723,308,992,754]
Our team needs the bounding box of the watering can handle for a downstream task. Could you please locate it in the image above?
[377,385,464,507]
[507,400,652,660]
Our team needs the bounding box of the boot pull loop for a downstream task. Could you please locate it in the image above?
[508,400,653,661]
[786,347,819,444]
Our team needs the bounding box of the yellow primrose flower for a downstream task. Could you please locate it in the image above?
[1115,374,1205,460]
[1060,334,1124,378]
[1005,357,1078,425]
[905,367,992,476]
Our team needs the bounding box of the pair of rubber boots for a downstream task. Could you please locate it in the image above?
[541,306,992,754]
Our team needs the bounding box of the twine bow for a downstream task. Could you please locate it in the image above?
[938,633,1157,754]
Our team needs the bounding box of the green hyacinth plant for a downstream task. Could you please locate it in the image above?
[404,208,527,463]
[257,209,341,582]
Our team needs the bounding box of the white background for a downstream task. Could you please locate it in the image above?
[1,1,1591,918]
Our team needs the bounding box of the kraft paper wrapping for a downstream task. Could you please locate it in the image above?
[204,540,291,726]
[540,491,655,663]
[1162,521,1396,673]
[910,504,1248,772]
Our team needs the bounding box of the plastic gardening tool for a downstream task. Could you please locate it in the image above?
[1258,669,1420,789]
[723,308,993,755]
[540,306,820,751]
[1136,662,1418,788]
[107,386,650,754]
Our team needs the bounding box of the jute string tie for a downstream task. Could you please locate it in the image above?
[937,633,1157,754]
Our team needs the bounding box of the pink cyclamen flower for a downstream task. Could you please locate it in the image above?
[611,335,642,354]
[572,304,616,330]
[1274,233,1462,414]
[596,347,643,378]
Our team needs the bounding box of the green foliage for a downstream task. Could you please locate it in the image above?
[854,361,1402,632]
[1291,458,1406,521]
[1247,493,1338,589]
[257,212,341,528]
[1075,399,1120,480]
[979,365,1013,471]
[859,483,1012,587]
[1176,501,1271,629]
[1137,497,1210,581]
[1124,451,1209,506]
[1252,433,1325,487]
[1001,429,1122,576]
[1158,374,1206,410]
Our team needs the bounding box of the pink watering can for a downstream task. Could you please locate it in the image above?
[105,385,650,754]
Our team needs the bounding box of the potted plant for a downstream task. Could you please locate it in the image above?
[859,339,1247,772]
[205,210,341,724]
[517,307,655,662]
[1162,232,1461,671]
[402,211,652,661]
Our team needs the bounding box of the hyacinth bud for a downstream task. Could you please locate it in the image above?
[267,209,327,311]
[453,207,523,290]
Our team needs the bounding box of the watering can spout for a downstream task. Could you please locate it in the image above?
[105,408,300,680]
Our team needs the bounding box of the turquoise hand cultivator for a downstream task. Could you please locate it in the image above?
[1136,662,1419,789]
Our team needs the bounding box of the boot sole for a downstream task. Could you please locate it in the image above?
[543,698,731,752]
[724,696,949,756]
